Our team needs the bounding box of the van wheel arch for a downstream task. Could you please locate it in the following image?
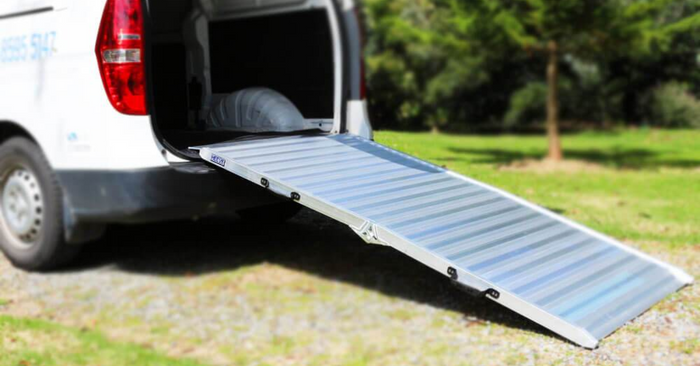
[0,121,37,145]
[0,136,84,270]
[0,122,104,249]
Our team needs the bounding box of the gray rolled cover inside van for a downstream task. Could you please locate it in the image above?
[206,88,310,133]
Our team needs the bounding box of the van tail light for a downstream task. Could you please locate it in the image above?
[95,0,147,115]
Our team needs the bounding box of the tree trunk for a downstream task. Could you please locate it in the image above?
[546,40,563,161]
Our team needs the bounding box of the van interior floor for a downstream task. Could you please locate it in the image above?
[160,130,247,154]
[148,1,337,155]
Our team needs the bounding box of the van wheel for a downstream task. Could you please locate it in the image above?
[0,137,80,271]
[237,202,302,225]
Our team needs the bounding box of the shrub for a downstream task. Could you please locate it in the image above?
[647,82,700,128]
[504,82,548,128]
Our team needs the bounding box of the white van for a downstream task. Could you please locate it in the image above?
[0,0,371,270]
[0,0,691,348]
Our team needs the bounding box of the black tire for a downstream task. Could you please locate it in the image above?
[0,137,80,271]
[237,201,302,225]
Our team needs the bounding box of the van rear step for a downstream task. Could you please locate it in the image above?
[196,134,692,348]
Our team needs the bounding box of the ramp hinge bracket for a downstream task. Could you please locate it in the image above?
[352,222,386,246]
[447,267,458,280]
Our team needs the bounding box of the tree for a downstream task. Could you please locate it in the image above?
[446,0,700,160]
[601,0,700,123]
[363,0,496,131]
[364,0,700,141]
[456,0,635,160]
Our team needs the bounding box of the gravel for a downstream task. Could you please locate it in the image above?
[0,209,697,365]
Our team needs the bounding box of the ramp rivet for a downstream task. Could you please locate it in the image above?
[291,192,301,201]
[447,267,458,280]
[261,178,269,188]
[486,289,500,299]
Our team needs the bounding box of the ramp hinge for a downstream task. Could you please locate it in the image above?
[352,222,385,246]
[485,289,500,299]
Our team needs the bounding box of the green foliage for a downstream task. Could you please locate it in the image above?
[647,82,700,128]
[363,0,700,130]
[504,82,548,127]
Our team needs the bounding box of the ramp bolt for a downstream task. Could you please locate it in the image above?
[261,178,269,188]
[447,267,458,280]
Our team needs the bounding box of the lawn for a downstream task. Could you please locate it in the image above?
[1,128,697,365]
[0,316,207,366]
[376,128,699,249]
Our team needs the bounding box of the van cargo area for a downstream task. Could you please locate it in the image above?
[147,0,339,156]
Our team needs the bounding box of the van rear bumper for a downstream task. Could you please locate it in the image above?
[56,162,282,225]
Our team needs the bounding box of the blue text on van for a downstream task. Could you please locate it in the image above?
[0,32,56,63]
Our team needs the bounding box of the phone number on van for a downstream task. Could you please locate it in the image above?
[0,32,56,63]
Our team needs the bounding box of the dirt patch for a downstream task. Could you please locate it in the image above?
[499,158,605,173]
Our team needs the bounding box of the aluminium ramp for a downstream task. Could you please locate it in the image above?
[197,134,692,348]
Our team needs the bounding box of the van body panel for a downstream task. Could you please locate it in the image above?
[56,162,282,224]
[0,0,168,171]
[0,0,368,225]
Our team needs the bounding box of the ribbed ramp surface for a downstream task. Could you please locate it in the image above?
[197,134,691,348]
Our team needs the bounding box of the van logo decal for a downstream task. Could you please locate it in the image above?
[210,154,226,167]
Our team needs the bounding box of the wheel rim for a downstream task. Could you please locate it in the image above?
[0,165,44,250]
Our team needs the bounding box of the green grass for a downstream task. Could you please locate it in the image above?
[375,128,700,249]
[0,315,211,366]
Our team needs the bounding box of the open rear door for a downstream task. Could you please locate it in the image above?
[196,133,692,348]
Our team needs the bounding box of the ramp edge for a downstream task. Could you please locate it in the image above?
[374,225,601,348]
[440,170,694,286]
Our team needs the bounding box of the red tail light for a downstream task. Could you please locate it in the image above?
[95,0,147,115]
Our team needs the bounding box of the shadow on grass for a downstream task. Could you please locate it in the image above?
[447,147,700,169]
[65,209,566,344]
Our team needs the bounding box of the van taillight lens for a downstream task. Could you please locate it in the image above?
[95,0,147,115]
